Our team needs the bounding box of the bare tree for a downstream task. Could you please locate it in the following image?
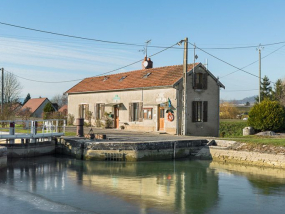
[50,93,68,108]
[0,71,22,103]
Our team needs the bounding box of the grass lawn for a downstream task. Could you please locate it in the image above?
[223,136,285,146]
[64,132,76,136]
[219,119,285,146]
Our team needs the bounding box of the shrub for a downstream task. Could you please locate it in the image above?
[220,102,239,119]
[219,120,247,137]
[247,99,285,131]
[67,114,75,125]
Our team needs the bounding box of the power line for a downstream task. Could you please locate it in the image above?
[4,42,179,84]
[220,44,285,78]
[2,21,285,50]
[188,41,260,79]
[222,89,259,92]
[189,42,281,84]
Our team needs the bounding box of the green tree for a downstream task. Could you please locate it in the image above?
[43,102,55,119]
[255,75,272,102]
[272,79,285,103]
[23,93,31,105]
[248,99,285,131]
[43,102,55,113]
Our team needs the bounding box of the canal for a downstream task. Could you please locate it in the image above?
[0,156,284,213]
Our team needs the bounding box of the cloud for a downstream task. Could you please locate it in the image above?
[0,36,143,98]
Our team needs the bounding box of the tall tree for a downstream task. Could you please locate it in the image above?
[272,78,285,105]
[23,93,31,105]
[255,75,272,102]
[0,71,22,103]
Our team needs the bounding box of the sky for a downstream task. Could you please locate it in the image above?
[0,0,285,101]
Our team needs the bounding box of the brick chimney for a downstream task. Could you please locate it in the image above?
[142,57,153,69]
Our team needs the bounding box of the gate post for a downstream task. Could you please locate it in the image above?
[9,122,15,144]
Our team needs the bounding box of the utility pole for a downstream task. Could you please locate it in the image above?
[1,68,3,114]
[181,37,188,135]
[257,44,263,103]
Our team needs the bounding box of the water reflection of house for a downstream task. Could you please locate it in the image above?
[67,161,219,213]
[66,58,224,136]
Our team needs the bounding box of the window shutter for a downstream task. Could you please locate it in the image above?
[101,104,105,119]
[138,102,143,122]
[95,104,98,119]
[203,73,208,89]
[192,102,196,122]
[85,104,89,119]
[78,105,82,118]
[129,103,133,122]
[203,101,208,122]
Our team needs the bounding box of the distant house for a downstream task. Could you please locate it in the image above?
[20,98,56,118]
[66,58,225,137]
[58,104,68,116]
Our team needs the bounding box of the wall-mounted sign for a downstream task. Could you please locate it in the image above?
[113,95,121,103]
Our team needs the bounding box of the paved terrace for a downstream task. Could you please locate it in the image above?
[65,126,214,143]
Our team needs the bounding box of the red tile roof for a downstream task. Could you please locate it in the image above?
[58,104,67,113]
[66,64,198,94]
[21,98,47,113]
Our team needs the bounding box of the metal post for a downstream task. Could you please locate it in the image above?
[1,68,3,114]
[182,37,188,135]
[257,44,263,103]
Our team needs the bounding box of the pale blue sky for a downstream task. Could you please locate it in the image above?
[0,0,285,100]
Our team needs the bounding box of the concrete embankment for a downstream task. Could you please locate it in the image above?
[0,146,7,168]
[195,140,285,169]
[57,137,208,161]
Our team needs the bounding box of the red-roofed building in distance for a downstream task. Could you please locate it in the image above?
[20,98,57,118]
[66,60,224,137]
[58,104,68,116]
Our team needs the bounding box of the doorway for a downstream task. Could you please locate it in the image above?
[158,106,165,131]
[114,106,119,129]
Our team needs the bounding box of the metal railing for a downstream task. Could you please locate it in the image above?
[0,119,66,144]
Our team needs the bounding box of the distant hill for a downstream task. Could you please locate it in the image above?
[221,95,256,105]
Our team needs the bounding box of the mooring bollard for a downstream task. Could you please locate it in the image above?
[9,122,15,144]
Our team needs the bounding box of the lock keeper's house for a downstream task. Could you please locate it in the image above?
[66,58,225,136]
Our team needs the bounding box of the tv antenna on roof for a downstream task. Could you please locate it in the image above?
[139,39,151,57]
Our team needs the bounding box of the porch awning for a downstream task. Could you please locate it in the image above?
[105,103,123,107]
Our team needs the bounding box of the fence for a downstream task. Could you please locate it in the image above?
[0,119,66,144]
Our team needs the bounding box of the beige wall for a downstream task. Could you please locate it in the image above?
[68,87,177,133]
[176,66,221,137]
[68,66,222,136]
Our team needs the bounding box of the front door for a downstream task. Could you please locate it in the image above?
[158,106,165,131]
[114,106,119,128]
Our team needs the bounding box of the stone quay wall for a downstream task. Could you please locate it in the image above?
[0,141,55,158]
[195,140,285,169]
[0,146,7,169]
[57,138,208,161]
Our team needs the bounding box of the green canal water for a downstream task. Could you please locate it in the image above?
[0,156,284,214]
